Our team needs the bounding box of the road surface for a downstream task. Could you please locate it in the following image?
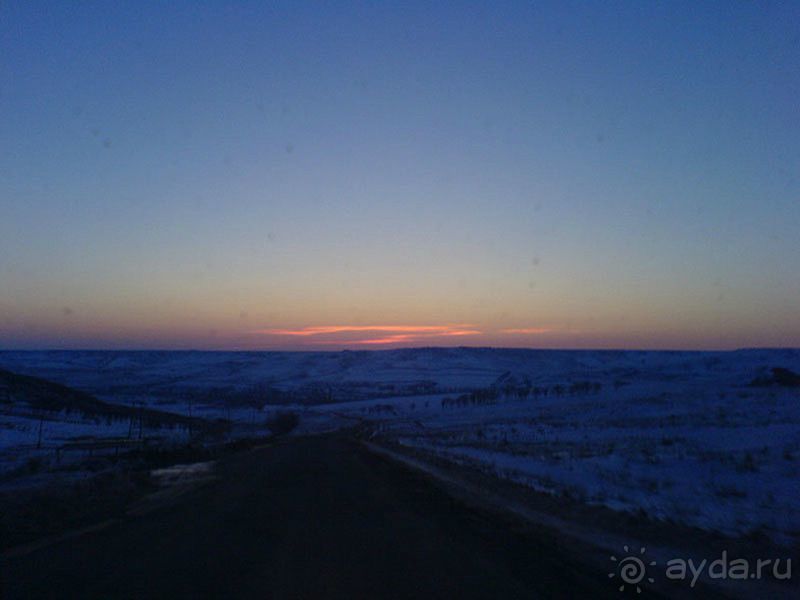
[3,435,616,599]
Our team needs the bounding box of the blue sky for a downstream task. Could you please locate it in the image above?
[1,1,799,349]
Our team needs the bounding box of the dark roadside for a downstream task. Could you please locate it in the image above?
[0,438,257,554]
[2,434,625,599]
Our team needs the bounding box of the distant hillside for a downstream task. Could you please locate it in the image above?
[0,348,798,406]
[0,368,203,428]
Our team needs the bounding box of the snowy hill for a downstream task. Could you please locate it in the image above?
[0,368,211,478]
[1,348,798,544]
[1,348,798,409]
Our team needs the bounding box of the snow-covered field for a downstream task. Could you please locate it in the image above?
[354,388,798,543]
[1,348,798,545]
[303,348,800,545]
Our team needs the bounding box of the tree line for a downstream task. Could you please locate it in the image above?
[441,380,603,408]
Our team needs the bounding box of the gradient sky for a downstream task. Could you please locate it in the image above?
[1,1,799,350]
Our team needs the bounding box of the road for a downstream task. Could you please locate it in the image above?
[3,435,616,599]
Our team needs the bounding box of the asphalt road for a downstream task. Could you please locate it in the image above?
[3,435,617,599]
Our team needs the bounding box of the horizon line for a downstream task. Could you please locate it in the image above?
[1,345,798,354]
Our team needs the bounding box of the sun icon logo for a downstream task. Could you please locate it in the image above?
[608,545,656,594]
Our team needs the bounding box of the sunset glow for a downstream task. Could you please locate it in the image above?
[257,325,482,346]
[1,2,799,351]
[259,325,481,337]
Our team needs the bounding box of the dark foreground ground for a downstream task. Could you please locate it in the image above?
[2,435,619,599]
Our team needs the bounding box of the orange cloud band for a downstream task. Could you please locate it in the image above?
[258,324,479,336]
[255,324,482,345]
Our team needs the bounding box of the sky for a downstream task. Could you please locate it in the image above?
[1,1,799,350]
